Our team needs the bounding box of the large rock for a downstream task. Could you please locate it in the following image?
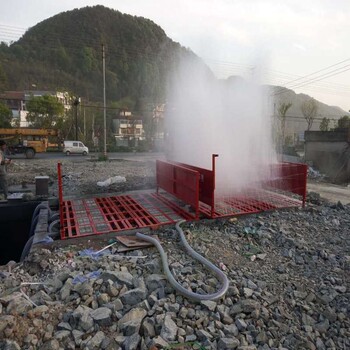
[120,288,146,306]
[0,315,16,333]
[235,318,247,331]
[147,336,169,349]
[200,300,217,311]
[118,308,147,336]
[196,329,213,342]
[223,323,239,336]
[39,339,60,350]
[74,282,93,297]
[31,290,52,305]
[100,271,134,288]
[85,331,106,350]
[72,305,94,331]
[80,312,94,331]
[142,317,156,337]
[145,274,167,292]
[112,298,123,311]
[72,330,84,346]
[90,307,112,326]
[218,338,240,349]
[31,305,49,317]
[6,297,32,315]
[160,315,178,341]
[54,330,71,341]
[124,334,141,350]
[60,278,73,301]
[57,322,72,331]
[0,340,21,350]
[239,300,261,313]
[314,319,329,334]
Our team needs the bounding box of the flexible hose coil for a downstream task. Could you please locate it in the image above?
[136,220,229,301]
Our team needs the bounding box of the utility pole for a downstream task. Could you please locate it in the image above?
[83,107,86,139]
[73,97,80,141]
[102,44,107,157]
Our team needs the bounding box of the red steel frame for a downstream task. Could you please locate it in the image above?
[156,160,200,220]
[173,154,218,218]
[162,155,308,219]
[267,162,308,206]
[57,156,308,240]
[57,162,64,237]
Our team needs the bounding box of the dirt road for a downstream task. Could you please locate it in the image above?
[308,180,350,204]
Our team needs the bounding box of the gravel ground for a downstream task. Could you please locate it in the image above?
[7,158,156,197]
[1,158,349,350]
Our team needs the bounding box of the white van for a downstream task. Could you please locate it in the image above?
[63,141,89,156]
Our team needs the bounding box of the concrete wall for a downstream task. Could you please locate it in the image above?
[305,131,350,182]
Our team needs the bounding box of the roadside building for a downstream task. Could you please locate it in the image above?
[0,90,71,127]
[112,109,144,147]
[305,129,350,183]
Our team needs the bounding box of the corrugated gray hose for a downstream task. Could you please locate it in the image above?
[136,220,229,301]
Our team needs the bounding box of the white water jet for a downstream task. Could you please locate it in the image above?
[166,56,277,194]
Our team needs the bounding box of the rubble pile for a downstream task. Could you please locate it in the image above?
[2,157,349,349]
[1,201,349,350]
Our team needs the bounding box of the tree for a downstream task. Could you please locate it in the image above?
[26,95,64,128]
[0,102,12,128]
[337,115,350,129]
[0,63,7,92]
[277,102,292,146]
[301,98,318,131]
[319,117,330,131]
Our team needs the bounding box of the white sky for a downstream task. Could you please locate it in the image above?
[0,0,349,111]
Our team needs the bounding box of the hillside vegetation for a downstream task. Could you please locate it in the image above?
[0,5,347,132]
[0,5,204,107]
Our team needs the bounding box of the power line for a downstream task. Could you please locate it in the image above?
[273,58,350,95]
[273,65,350,96]
[274,57,350,90]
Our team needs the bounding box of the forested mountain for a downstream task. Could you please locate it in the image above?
[271,86,348,119]
[0,5,207,107]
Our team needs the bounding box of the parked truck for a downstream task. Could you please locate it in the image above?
[0,128,59,158]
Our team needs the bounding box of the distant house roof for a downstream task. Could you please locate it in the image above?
[0,91,25,100]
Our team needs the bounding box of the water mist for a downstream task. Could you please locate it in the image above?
[166,56,277,195]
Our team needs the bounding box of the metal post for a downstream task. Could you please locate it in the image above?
[83,107,86,139]
[73,97,80,141]
[211,154,219,218]
[102,44,107,157]
[75,102,78,141]
[57,162,64,239]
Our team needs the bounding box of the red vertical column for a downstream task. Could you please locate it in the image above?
[211,154,219,218]
[302,164,308,207]
[57,162,64,238]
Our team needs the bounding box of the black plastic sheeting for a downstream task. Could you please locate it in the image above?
[0,201,41,265]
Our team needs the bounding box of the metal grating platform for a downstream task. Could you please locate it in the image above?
[60,193,185,239]
[58,159,306,240]
[199,189,302,218]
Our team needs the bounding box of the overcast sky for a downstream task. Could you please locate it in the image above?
[0,0,349,111]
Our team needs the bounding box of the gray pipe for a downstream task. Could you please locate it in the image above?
[48,219,60,235]
[49,212,60,222]
[32,202,51,220]
[136,220,229,301]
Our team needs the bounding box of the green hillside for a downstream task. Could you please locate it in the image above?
[0,5,205,106]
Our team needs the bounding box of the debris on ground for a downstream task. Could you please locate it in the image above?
[1,200,349,349]
[308,166,325,180]
[97,176,127,187]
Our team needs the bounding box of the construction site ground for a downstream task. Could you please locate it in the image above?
[0,154,349,350]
